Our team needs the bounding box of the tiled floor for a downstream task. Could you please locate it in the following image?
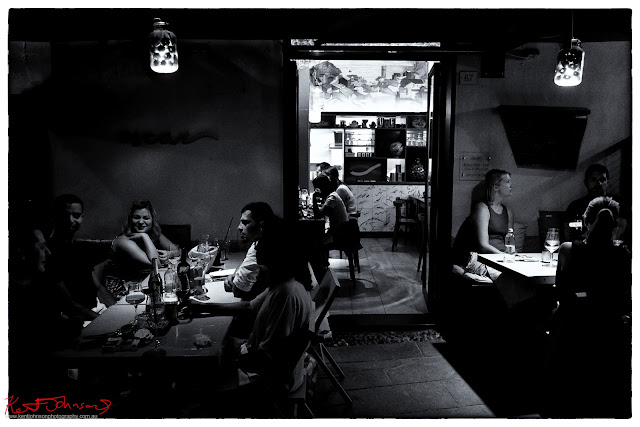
[310,340,495,418]
[328,237,428,315]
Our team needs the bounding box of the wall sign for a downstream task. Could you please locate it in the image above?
[459,71,478,85]
[460,153,490,181]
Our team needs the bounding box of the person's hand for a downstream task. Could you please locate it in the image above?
[126,232,151,242]
[157,249,169,264]
[224,275,234,292]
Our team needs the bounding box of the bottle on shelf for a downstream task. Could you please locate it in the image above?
[504,228,516,262]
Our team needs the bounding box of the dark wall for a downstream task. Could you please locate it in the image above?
[9,39,284,240]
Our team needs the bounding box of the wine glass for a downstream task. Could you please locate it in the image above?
[168,244,181,268]
[544,228,561,266]
[220,238,231,261]
[125,281,146,326]
[612,225,624,247]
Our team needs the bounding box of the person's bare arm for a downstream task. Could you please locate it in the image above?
[113,233,158,267]
[471,204,503,254]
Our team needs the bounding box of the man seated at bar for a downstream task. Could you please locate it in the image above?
[46,194,116,323]
[563,164,628,243]
[223,202,275,301]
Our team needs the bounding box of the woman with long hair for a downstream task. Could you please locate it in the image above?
[112,200,177,270]
[471,169,514,254]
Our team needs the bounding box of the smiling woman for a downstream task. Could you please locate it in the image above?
[111,200,177,273]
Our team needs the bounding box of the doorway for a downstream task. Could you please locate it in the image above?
[286,47,454,317]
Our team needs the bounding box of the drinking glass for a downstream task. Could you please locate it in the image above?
[219,237,230,261]
[125,281,146,326]
[544,228,560,266]
[198,233,210,253]
[168,244,181,268]
[300,188,309,208]
[612,225,624,247]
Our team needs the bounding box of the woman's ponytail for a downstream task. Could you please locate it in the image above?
[584,197,619,245]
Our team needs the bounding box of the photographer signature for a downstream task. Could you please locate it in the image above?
[5,395,111,416]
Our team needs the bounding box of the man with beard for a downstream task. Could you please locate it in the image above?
[563,164,628,243]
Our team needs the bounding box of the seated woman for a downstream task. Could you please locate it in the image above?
[311,174,349,247]
[452,169,513,271]
[544,196,631,417]
[107,200,178,286]
[322,166,358,216]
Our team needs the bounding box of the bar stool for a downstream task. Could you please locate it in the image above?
[391,198,420,251]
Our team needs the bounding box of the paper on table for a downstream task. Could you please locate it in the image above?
[208,269,236,279]
[190,281,241,304]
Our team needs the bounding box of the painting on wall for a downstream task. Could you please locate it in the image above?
[310,60,431,113]
[344,158,386,183]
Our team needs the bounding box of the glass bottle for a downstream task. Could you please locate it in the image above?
[177,248,190,299]
[504,228,516,262]
[147,258,166,323]
[149,18,179,74]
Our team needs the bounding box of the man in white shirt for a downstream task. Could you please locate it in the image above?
[223,202,274,301]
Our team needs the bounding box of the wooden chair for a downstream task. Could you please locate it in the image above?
[161,224,192,249]
[392,198,420,251]
[308,269,352,405]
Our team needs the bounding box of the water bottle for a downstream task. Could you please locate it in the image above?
[504,228,516,262]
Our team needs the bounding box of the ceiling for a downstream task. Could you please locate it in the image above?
[9,8,631,51]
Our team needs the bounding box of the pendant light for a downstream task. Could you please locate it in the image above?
[149,18,179,74]
[554,12,584,87]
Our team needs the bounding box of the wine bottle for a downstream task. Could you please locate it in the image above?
[147,258,165,322]
[177,247,190,299]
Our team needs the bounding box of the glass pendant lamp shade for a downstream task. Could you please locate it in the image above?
[149,18,178,74]
[554,38,584,87]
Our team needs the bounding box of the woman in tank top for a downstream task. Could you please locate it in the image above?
[470,169,514,254]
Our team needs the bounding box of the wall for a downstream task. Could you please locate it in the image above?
[352,184,425,232]
[9,39,284,241]
[451,41,631,239]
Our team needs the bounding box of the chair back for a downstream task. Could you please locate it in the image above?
[161,224,192,249]
[312,269,341,334]
[333,218,361,251]
[538,211,564,245]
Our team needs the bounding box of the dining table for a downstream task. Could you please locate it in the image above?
[52,253,245,370]
[478,252,557,310]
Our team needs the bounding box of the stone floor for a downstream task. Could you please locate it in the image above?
[310,340,496,418]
